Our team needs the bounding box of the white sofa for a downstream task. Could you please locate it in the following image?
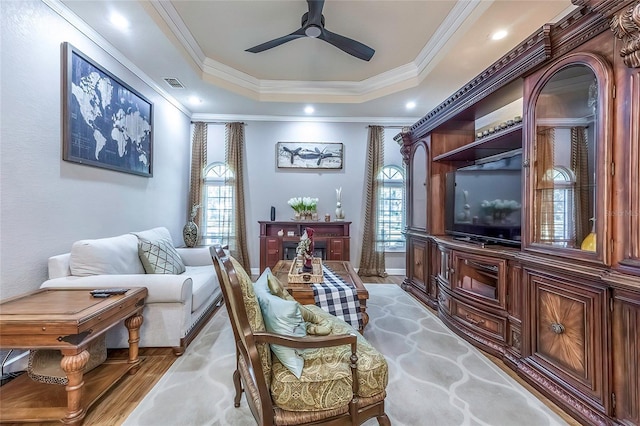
[40,227,222,355]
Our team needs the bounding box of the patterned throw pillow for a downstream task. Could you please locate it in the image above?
[137,238,186,274]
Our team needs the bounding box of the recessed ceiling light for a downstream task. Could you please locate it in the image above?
[491,30,508,41]
[188,96,202,105]
[304,106,314,114]
[405,101,416,110]
[109,12,130,30]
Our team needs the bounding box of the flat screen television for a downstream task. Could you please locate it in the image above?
[445,150,522,247]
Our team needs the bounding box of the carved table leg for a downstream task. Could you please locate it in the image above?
[360,301,369,333]
[125,312,143,374]
[60,349,90,425]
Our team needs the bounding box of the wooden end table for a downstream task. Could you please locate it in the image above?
[0,287,147,425]
[271,260,369,332]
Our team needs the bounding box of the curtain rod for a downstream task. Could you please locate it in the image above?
[366,125,409,129]
[190,121,246,125]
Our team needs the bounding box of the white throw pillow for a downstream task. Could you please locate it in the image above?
[131,227,173,246]
[70,234,145,276]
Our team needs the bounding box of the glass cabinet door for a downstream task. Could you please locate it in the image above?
[526,54,612,263]
[411,143,428,230]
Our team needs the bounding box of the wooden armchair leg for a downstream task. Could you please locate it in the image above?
[233,369,243,407]
[377,414,391,426]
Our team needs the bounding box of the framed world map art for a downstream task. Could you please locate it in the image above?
[62,42,153,177]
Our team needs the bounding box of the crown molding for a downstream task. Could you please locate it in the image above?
[191,113,420,125]
[43,0,191,117]
[152,0,485,102]
[414,0,493,72]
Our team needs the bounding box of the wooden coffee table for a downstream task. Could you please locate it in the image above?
[271,260,369,332]
[0,287,147,425]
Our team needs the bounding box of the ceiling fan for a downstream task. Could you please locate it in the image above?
[245,0,375,61]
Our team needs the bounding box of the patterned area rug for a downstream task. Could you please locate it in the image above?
[123,284,568,426]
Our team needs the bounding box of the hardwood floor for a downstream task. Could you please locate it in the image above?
[1,347,176,426]
[1,275,577,426]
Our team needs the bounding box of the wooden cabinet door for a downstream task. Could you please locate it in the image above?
[526,269,609,412]
[410,239,426,287]
[265,237,282,269]
[328,238,344,260]
[612,289,640,425]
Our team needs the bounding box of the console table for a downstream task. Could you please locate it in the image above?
[259,220,351,271]
[0,287,147,425]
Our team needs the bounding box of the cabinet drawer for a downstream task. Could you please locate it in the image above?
[451,251,507,308]
[452,299,506,341]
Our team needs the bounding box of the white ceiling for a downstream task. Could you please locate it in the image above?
[57,0,576,123]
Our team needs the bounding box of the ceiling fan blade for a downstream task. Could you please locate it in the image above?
[306,0,324,26]
[246,28,306,53]
[319,29,375,61]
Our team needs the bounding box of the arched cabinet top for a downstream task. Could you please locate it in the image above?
[523,52,614,265]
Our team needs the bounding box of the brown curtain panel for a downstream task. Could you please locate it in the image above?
[358,126,387,277]
[535,127,555,243]
[189,122,208,228]
[571,126,590,246]
[225,122,250,272]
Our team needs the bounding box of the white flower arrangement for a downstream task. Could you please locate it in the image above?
[287,197,319,213]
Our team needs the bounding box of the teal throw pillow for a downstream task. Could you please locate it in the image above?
[137,237,186,275]
[254,269,306,378]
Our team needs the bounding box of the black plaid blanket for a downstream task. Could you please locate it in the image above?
[311,265,362,330]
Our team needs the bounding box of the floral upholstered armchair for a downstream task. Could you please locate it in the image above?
[210,245,390,426]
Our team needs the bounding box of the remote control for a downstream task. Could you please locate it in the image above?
[92,293,111,298]
[90,288,129,295]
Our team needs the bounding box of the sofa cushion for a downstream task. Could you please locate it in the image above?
[138,238,186,275]
[186,265,216,312]
[131,227,174,245]
[270,305,388,412]
[70,234,145,276]
[255,269,306,378]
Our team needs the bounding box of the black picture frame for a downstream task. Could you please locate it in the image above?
[276,142,343,169]
[62,42,153,177]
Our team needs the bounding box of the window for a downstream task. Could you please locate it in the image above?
[203,162,234,246]
[540,166,575,247]
[377,165,406,251]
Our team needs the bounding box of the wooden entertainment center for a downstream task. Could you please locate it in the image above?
[258,221,351,271]
[398,1,640,425]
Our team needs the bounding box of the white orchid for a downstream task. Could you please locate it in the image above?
[189,204,201,221]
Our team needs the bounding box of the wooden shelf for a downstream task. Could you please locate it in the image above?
[433,123,522,162]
